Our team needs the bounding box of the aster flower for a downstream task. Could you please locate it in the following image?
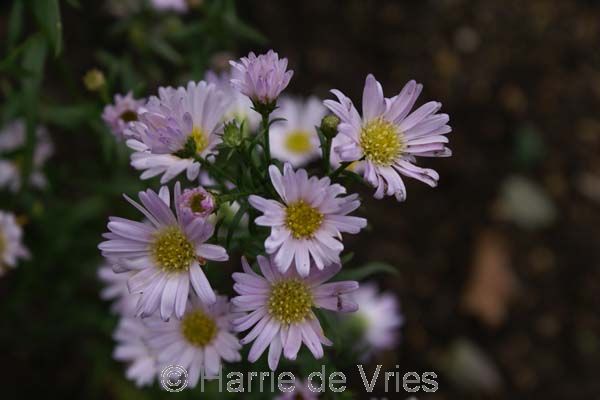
[126,81,229,183]
[150,0,187,13]
[97,262,140,316]
[98,183,228,320]
[177,186,216,222]
[205,69,260,131]
[230,50,293,106]
[232,256,358,370]
[275,379,320,400]
[270,96,327,167]
[0,120,53,192]
[113,317,157,387]
[248,163,366,276]
[102,91,145,140]
[0,210,29,275]
[324,74,452,201]
[346,282,403,359]
[145,294,242,387]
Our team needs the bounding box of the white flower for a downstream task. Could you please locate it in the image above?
[348,282,403,358]
[150,0,187,13]
[102,91,145,140]
[97,262,140,316]
[324,74,452,201]
[126,81,229,183]
[249,163,366,276]
[0,120,53,192]
[0,210,29,275]
[98,183,229,320]
[113,317,157,387]
[145,294,242,387]
[270,96,327,167]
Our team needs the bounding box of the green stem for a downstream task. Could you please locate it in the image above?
[329,161,353,180]
[261,112,271,167]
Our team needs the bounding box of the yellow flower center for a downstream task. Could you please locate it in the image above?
[285,200,323,239]
[284,130,313,154]
[151,226,195,273]
[191,126,208,154]
[181,309,217,347]
[268,279,313,324]
[359,118,404,166]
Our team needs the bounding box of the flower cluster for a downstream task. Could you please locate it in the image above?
[98,50,449,389]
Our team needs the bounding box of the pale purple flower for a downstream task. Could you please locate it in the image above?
[150,0,187,13]
[126,81,229,183]
[205,68,260,131]
[270,96,327,167]
[177,186,216,221]
[98,183,228,321]
[102,91,145,140]
[97,262,140,316]
[113,316,157,387]
[231,256,358,370]
[324,74,452,201]
[230,50,293,105]
[0,120,53,192]
[275,379,320,400]
[348,282,403,358]
[0,210,29,275]
[248,163,366,276]
[145,294,242,387]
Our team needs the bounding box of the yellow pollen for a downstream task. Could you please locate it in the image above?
[284,130,313,154]
[285,200,323,239]
[151,226,195,273]
[191,126,208,154]
[359,118,404,166]
[268,279,313,324]
[181,309,217,347]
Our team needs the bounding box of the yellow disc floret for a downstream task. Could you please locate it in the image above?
[268,279,313,324]
[191,126,208,154]
[151,226,195,273]
[359,118,404,166]
[181,309,217,347]
[285,200,323,239]
[284,130,313,154]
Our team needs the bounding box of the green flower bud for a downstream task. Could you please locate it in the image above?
[320,114,340,138]
[222,121,244,148]
[83,69,105,91]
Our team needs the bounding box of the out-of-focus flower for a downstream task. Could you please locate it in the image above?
[275,378,320,400]
[150,0,188,13]
[231,256,358,370]
[97,262,140,316]
[249,164,366,276]
[126,81,229,183]
[347,282,403,358]
[324,74,452,201]
[177,186,216,221]
[106,0,142,17]
[0,211,29,275]
[102,92,145,140]
[98,183,228,320]
[83,68,106,91]
[230,50,293,106]
[205,69,260,132]
[0,120,53,192]
[270,96,327,167]
[145,295,242,387]
[113,317,157,387]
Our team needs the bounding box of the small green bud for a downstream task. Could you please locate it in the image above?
[222,121,244,148]
[320,114,340,137]
[83,69,105,91]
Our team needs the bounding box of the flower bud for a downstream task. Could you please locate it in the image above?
[222,121,244,148]
[320,114,340,138]
[83,69,105,91]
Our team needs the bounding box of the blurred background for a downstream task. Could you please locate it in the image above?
[1,0,599,398]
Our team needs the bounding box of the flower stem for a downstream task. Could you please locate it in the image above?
[329,161,353,180]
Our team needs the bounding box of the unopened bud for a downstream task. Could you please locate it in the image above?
[320,115,340,137]
[222,121,243,147]
[83,69,105,91]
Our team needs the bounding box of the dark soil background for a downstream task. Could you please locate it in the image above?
[242,0,600,398]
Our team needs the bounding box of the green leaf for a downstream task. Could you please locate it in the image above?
[33,0,63,57]
[338,261,398,281]
[7,0,24,51]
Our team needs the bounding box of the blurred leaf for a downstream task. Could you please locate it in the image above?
[7,0,24,51]
[338,261,398,281]
[33,0,63,57]
[150,37,183,65]
[40,103,99,129]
